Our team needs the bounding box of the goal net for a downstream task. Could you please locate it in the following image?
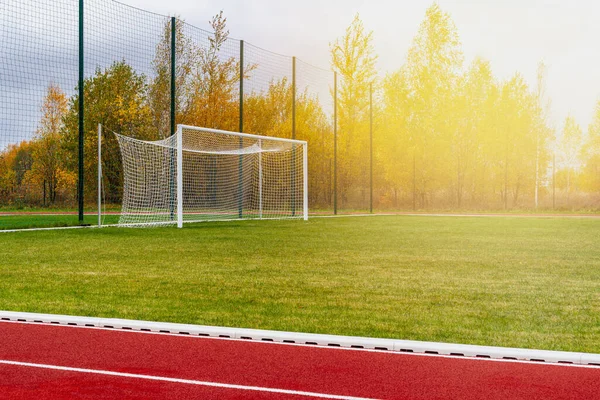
[115,125,308,227]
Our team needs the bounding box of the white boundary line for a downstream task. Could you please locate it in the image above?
[0,359,375,400]
[311,213,600,219]
[0,225,95,233]
[1,311,599,367]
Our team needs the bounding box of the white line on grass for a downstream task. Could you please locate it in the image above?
[0,359,376,400]
[311,213,600,219]
[0,225,96,233]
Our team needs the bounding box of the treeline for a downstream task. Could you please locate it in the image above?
[336,5,600,210]
[1,5,599,211]
[0,12,333,208]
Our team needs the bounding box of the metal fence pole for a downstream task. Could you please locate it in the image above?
[170,17,176,137]
[292,56,296,216]
[292,57,296,141]
[239,40,244,133]
[78,0,84,223]
[97,124,102,227]
[369,82,373,214]
[333,71,338,215]
[238,40,244,219]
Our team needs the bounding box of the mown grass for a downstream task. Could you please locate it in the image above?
[2,206,598,230]
[0,214,120,230]
[0,215,599,353]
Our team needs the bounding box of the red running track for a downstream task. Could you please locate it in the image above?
[0,321,599,399]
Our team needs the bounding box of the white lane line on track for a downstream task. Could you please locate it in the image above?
[0,359,377,400]
[2,320,600,369]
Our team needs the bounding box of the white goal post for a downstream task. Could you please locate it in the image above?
[115,125,308,227]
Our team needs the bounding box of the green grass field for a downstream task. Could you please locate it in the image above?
[2,207,598,230]
[0,214,121,230]
[1,215,599,353]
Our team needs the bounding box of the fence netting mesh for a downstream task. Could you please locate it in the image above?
[0,0,336,229]
[0,0,78,212]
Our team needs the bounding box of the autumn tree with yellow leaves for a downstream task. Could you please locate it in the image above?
[2,4,600,211]
[62,61,154,204]
[330,14,377,208]
[29,84,72,205]
[580,102,600,198]
[339,5,555,210]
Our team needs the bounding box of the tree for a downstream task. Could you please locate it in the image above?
[404,3,463,208]
[29,84,69,205]
[330,14,377,208]
[149,17,197,138]
[243,75,333,208]
[559,115,583,206]
[581,101,600,200]
[183,11,242,130]
[244,78,293,137]
[150,12,256,134]
[295,88,334,208]
[63,61,153,204]
[381,67,412,207]
[0,141,33,205]
[533,62,552,208]
[470,59,501,208]
[494,74,538,209]
[452,58,494,208]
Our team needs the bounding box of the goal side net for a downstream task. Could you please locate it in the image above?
[115,125,308,227]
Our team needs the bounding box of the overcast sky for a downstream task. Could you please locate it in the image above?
[122,0,600,132]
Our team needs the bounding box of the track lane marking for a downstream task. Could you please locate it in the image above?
[0,359,377,400]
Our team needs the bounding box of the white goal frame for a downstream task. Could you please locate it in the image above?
[114,125,308,228]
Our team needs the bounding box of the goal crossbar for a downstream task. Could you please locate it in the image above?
[178,125,308,145]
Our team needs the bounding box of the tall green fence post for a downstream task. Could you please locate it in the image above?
[333,72,338,215]
[291,56,296,216]
[292,57,296,138]
[238,40,244,219]
[170,17,176,136]
[78,0,84,223]
[369,82,373,214]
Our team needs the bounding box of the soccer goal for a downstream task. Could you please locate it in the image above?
[114,125,308,227]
